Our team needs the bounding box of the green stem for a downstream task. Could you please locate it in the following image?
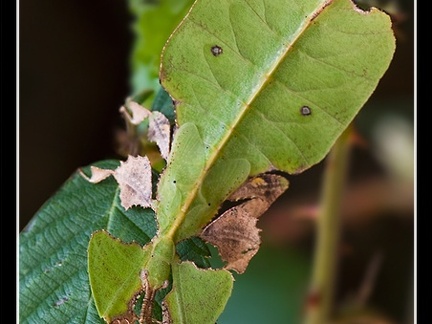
[303,125,353,324]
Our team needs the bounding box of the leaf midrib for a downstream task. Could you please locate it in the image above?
[167,0,333,239]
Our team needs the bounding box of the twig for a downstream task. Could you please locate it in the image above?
[303,125,353,324]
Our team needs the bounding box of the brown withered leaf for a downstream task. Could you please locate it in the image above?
[113,155,153,210]
[80,155,153,210]
[120,101,152,125]
[148,111,171,161]
[79,166,114,183]
[228,173,289,216]
[120,101,171,160]
[200,173,289,274]
[201,205,261,274]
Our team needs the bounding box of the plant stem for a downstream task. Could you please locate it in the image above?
[303,125,353,324]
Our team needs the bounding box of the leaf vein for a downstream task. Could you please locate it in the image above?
[250,109,309,165]
[188,16,255,67]
[273,79,345,126]
[297,47,376,82]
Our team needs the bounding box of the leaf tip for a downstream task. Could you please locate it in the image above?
[79,166,114,184]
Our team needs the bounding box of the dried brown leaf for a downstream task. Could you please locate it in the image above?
[120,101,171,160]
[200,173,289,273]
[113,155,153,210]
[79,166,114,183]
[80,156,154,210]
[227,173,289,216]
[148,111,171,160]
[120,101,152,125]
[201,205,261,273]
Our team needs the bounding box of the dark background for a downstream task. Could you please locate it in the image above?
[19,0,415,322]
[19,0,132,229]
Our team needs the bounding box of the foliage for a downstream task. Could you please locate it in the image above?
[19,0,395,323]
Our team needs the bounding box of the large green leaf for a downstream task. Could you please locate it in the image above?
[19,160,157,323]
[157,0,395,241]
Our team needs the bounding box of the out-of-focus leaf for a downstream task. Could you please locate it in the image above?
[217,244,311,324]
[128,0,195,95]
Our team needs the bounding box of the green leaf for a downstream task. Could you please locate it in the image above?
[176,236,212,268]
[157,0,395,241]
[165,260,233,323]
[128,0,195,95]
[88,231,152,322]
[19,160,157,323]
[151,86,176,124]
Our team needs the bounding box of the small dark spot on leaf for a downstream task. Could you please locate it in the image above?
[208,203,211,206]
[173,180,176,184]
[300,106,312,116]
[211,45,223,57]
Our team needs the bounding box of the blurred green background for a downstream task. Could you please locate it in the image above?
[19,0,414,323]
